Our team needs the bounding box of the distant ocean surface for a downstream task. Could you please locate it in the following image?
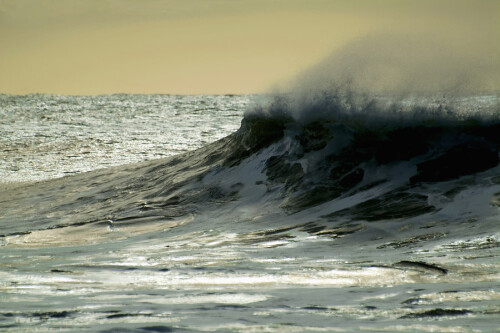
[0,93,499,333]
[0,94,250,183]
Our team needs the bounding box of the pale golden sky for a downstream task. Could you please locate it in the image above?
[1,0,498,95]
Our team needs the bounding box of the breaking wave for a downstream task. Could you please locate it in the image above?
[2,92,499,245]
[232,92,500,215]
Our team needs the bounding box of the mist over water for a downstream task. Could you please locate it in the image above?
[249,33,500,123]
[297,34,500,95]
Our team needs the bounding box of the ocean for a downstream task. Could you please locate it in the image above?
[0,92,499,332]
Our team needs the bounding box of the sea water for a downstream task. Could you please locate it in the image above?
[0,94,249,183]
[0,93,499,333]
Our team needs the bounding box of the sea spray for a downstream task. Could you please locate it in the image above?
[247,33,500,125]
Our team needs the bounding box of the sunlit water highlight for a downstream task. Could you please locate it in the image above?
[0,94,250,183]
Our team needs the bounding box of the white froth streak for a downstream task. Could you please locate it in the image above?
[70,266,422,292]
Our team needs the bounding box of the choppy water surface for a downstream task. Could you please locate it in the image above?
[0,94,249,183]
[0,93,499,332]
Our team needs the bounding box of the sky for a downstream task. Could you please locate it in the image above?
[0,0,499,95]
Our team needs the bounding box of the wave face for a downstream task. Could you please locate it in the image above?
[235,94,500,217]
[1,93,499,332]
